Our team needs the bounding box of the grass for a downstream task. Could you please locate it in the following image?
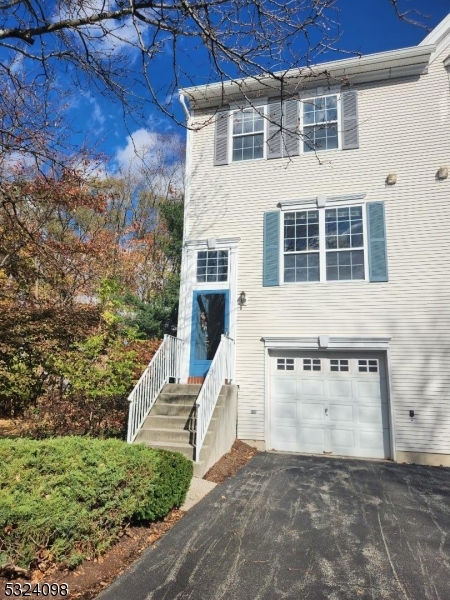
[0,437,193,570]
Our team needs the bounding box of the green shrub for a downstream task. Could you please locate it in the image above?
[0,437,192,570]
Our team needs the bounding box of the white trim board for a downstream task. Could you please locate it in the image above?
[262,336,392,350]
[278,193,367,211]
[185,237,240,248]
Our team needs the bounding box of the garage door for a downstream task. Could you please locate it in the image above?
[270,351,390,459]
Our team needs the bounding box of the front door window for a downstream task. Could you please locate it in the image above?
[191,292,228,376]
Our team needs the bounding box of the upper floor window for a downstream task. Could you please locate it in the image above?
[232,109,264,162]
[214,90,359,166]
[283,205,365,283]
[303,95,339,152]
[197,250,229,283]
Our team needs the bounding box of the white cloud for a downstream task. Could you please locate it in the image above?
[113,128,158,171]
[53,2,150,58]
[111,128,184,196]
[83,92,106,126]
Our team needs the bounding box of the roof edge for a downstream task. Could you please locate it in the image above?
[180,44,435,107]
[420,13,450,46]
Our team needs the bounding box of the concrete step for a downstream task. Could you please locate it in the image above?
[137,428,192,444]
[151,402,223,419]
[144,415,218,432]
[138,428,213,446]
[152,403,196,417]
[156,393,199,405]
[162,384,202,394]
[144,415,195,430]
[137,440,196,460]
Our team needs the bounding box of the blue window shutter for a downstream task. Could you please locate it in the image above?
[214,110,229,166]
[263,211,280,286]
[367,202,388,282]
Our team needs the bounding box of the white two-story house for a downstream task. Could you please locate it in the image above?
[171,14,450,468]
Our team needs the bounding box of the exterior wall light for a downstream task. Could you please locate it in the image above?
[237,291,246,309]
[437,166,448,180]
[386,173,397,186]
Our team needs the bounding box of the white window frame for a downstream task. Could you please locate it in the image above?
[227,91,344,163]
[230,106,266,162]
[330,358,350,373]
[196,249,229,284]
[300,92,342,153]
[280,199,369,285]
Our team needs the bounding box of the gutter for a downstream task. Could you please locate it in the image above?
[180,44,435,107]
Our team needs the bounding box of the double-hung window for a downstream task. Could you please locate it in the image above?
[216,90,359,165]
[232,108,265,161]
[325,206,364,281]
[283,205,366,283]
[303,95,339,153]
[284,210,320,282]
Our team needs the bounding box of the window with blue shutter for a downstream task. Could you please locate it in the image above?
[367,202,388,282]
[263,211,280,287]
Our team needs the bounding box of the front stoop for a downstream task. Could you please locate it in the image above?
[133,383,226,478]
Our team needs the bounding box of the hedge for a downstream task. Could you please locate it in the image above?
[0,437,193,570]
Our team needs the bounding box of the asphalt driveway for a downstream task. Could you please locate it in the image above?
[99,453,450,600]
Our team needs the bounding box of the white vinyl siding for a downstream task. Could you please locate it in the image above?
[183,42,450,453]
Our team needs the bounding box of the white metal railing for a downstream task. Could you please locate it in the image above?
[194,334,235,462]
[127,334,184,443]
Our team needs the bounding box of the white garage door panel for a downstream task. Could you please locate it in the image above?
[270,352,391,459]
[301,380,325,396]
[271,378,296,396]
[271,425,297,451]
[359,404,388,425]
[273,401,297,420]
[330,428,355,448]
[356,380,385,398]
[301,403,326,422]
[328,380,353,397]
[329,403,354,423]
[301,426,326,449]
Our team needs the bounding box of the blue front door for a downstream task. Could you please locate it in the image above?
[190,290,229,377]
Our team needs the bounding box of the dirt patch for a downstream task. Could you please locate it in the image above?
[0,440,258,599]
[0,419,20,438]
[204,440,258,483]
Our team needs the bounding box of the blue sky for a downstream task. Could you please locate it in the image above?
[65,1,449,170]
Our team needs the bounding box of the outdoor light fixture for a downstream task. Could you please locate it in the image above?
[237,291,246,309]
[386,172,397,185]
[437,166,448,180]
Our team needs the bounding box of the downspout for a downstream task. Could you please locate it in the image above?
[179,92,190,122]
[177,92,193,382]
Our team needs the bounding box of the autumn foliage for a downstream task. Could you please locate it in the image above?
[0,155,183,436]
